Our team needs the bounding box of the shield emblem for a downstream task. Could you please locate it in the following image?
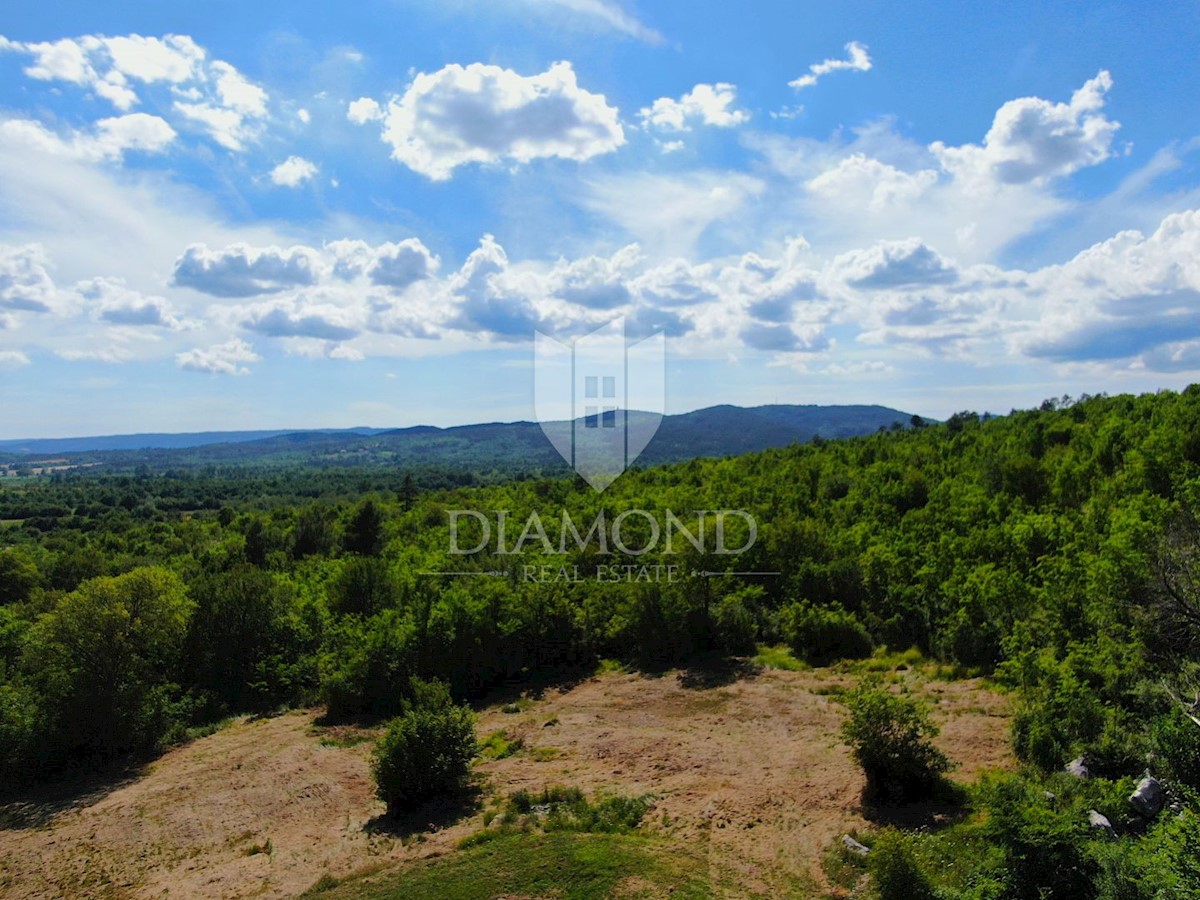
[534,317,665,492]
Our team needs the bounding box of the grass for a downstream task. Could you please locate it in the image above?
[754,644,810,671]
[302,830,716,899]
[478,729,524,760]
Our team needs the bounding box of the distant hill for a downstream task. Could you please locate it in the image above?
[0,428,387,455]
[0,404,921,476]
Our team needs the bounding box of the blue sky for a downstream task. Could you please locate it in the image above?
[1,0,1200,437]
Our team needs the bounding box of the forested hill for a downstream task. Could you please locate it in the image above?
[0,403,916,474]
[4,387,1200,895]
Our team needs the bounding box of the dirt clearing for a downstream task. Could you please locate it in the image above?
[0,666,1012,898]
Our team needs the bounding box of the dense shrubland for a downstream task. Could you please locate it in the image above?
[3,387,1200,895]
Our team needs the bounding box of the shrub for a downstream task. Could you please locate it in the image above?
[372,679,476,814]
[840,676,950,802]
[869,830,938,900]
[782,600,873,666]
[500,785,652,833]
[1150,706,1200,792]
[978,775,1096,900]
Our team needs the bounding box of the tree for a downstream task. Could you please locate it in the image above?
[293,504,335,559]
[343,498,385,556]
[372,679,476,814]
[184,565,296,710]
[26,566,192,756]
[401,473,417,511]
[840,676,950,802]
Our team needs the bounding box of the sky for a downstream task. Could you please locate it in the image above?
[1,0,1200,437]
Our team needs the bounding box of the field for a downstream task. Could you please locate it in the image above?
[0,662,1011,899]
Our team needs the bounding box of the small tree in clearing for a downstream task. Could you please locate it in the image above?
[840,676,951,803]
[372,679,477,815]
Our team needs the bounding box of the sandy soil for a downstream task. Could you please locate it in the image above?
[0,666,1012,899]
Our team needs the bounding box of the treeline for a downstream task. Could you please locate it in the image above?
[1,387,1199,809]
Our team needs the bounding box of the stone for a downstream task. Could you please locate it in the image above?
[1129,774,1165,819]
[841,834,870,856]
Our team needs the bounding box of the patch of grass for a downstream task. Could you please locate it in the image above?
[499,698,534,714]
[243,838,273,856]
[753,644,810,671]
[307,831,715,899]
[530,745,563,762]
[595,658,630,675]
[498,786,654,834]
[478,729,524,760]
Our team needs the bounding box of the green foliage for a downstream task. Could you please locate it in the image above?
[839,676,951,802]
[342,497,385,556]
[868,830,938,900]
[781,600,873,665]
[498,786,653,834]
[976,775,1097,900]
[26,566,191,758]
[1150,706,1200,792]
[371,678,477,814]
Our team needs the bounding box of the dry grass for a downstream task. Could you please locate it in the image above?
[0,666,1013,898]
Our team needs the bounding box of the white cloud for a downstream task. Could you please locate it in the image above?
[297,108,311,124]
[932,71,1119,186]
[807,154,937,212]
[639,83,750,132]
[0,114,176,162]
[376,61,624,180]
[0,243,60,313]
[527,0,663,43]
[269,156,318,187]
[76,277,181,328]
[347,97,383,125]
[173,243,321,297]
[0,350,29,368]
[580,169,765,258]
[0,32,269,152]
[176,338,259,375]
[789,41,872,90]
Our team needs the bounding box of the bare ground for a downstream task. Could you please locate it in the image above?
[0,666,1012,899]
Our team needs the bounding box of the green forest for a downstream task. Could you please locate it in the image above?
[3,387,1200,897]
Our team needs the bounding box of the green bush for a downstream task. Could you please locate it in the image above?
[978,775,1096,900]
[868,830,938,900]
[501,785,652,833]
[782,600,873,666]
[1150,706,1200,792]
[840,676,950,802]
[371,678,477,815]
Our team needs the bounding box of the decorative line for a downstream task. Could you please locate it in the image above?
[416,571,506,577]
[697,571,782,578]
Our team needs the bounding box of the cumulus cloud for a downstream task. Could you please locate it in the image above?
[932,71,1119,186]
[173,244,320,297]
[76,277,180,328]
[365,239,440,288]
[835,239,960,289]
[176,338,259,375]
[373,61,624,180]
[0,244,60,313]
[639,83,750,132]
[0,32,269,151]
[269,156,318,187]
[346,97,383,124]
[240,300,360,341]
[1022,210,1200,369]
[789,41,872,90]
[807,154,938,212]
